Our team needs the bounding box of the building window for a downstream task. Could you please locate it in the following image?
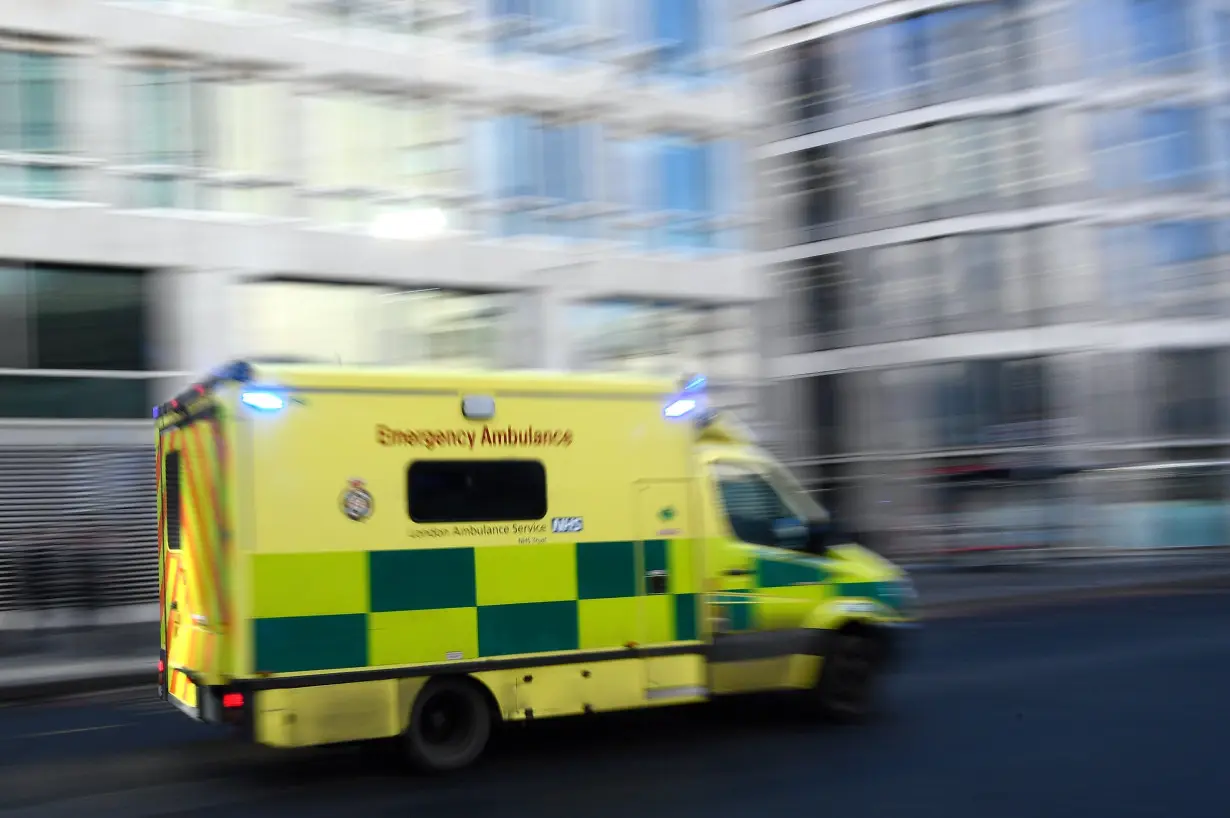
[786,253,849,349]
[0,49,73,200]
[847,23,909,109]
[1219,13,1230,72]
[1149,220,1217,315]
[797,145,841,234]
[201,75,288,216]
[1140,108,1206,192]
[660,136,713,250]
[926,3,1010,100]
[649,0,704,79]
[122,65,197,209]
[1090,108,1135,193]
[540,118,590,240]
[1155,350,1220,438]
[0,265,148,371]
[302,89,460,234]
[122,67,295,214]
[488,112,542,237]
[407,460,547,523]
[1129,0,1192,73]
[241,281,506,367]
[569,300,681,373]
[381,289,509,368]
[486,112,586,240]
[1001,357,1050,430]
[601,132,733,252]
[566,300,752,403]
[961,233,1002,320]
[242,280,385,364]
[710,139,744,251]
[32,267,147,370]
[0,264,151,419]
[804,373,844,457]
[488,0,602,61]
[784,39,837,127]
[1100,223,1148,310]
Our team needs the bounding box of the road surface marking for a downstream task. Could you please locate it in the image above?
[17,724,124,740]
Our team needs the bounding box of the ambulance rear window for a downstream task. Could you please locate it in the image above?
[163,451,182,551]
[408,460,547,524]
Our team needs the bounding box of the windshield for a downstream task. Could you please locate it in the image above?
[764,460,831,525]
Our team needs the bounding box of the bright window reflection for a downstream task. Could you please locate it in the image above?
[240,282,506,368]
[302,90,460,229]
[121,68,289,213]
[568,300,756,412]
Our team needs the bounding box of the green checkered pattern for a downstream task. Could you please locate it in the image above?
[249,540,701,675]
[710,555,904,633]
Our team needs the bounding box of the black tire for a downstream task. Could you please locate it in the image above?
[812,627,884,724]
[402,677,492,773]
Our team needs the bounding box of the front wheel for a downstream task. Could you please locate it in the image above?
[812,628,883,723]
[402,677,492,773]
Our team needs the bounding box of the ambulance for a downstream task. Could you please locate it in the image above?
[155,360,916,771]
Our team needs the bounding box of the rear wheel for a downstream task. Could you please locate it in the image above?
[402,678,492,773]
[813,627,884,723]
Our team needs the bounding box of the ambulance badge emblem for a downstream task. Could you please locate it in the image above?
[341,478,374,522]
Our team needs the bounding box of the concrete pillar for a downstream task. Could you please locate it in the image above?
[504,263,586,370]
[75,46,122,205]
[278,72,306,219]
[147,267,245,390]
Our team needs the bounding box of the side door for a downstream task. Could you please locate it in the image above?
[705,460,828,694]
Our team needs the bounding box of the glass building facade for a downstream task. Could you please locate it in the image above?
[755,0,1230,557]
[0,0,761,612]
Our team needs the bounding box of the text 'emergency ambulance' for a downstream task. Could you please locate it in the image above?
[376,424,574,450]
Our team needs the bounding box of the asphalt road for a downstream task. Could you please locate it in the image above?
[0,589,1227,818]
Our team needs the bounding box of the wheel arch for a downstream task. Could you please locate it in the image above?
[399,672,505,734]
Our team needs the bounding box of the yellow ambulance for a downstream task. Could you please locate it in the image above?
[155,360,916,771]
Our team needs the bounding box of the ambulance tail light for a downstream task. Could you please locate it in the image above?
[222,692,245,710]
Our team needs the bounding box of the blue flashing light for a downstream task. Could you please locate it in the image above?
[665,373,708,418]
[664,397,698,419]
[682,375,706,392]
[241,390,286,412]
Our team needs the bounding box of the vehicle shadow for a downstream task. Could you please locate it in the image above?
[228,691,898,794]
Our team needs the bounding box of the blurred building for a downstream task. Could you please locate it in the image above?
[752,0,1230,556]
[0,0,762,610]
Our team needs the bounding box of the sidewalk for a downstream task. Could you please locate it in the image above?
[2,554,1229,702]
[915,554,1230,617]
[0,657,153,702]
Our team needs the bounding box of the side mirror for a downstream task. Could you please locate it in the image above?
[807,519,850,555]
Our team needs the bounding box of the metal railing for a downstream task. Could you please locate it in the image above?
[0,446,158,615]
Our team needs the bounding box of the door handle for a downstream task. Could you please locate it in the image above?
[722,567,755,577]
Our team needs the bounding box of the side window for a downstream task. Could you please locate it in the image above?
[712,462,805,549]
[163,450,182,551]
[408,459,547,523]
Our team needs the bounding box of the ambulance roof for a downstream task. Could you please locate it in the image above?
[231,361,678,398]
